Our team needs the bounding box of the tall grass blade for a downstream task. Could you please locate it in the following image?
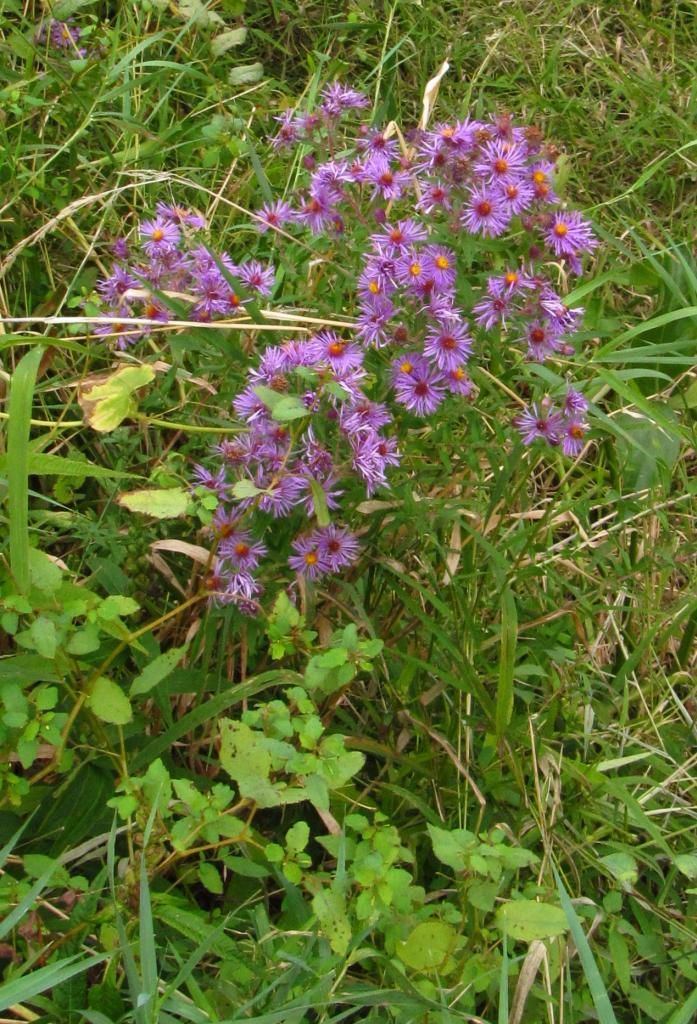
[552,864,618,1024]
[495,587,517,740]
[7,345,43,594]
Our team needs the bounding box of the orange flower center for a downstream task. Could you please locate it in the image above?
[441,336,456,349]
[399,360,413,374]
[229,292,241,307]
[304,551,318,566]
[234,543,250,557]
[532,170,546,184]
[368,280,380,294]
[530,328,545,343]
[390,229,403,243]
[554,222,569,237]
[494,158,509,173]
[435,255,450,270]
[152,229,164,242]
[409,262,422,277]
[504,272,519,285]
[569,424,584,439]
[380,172,394,186]
[452,367,466,380]
[506,184,519,198]
[476,201,492,216]
[328,341,346,356]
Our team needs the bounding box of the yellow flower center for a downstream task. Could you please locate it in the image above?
[504,272,519,285]
[400,361,413,374]
[409,262,422,277]
[328,341,346,356]
[152,228,164,242]
[453,367,465,380]
[435,255,450,270]
[304,551,318,566]
[368,280,380,294]
[532,170,546,184]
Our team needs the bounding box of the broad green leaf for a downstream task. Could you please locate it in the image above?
[312,889,351,955]
[198,862,224,895]
[600,852,638,887]
[231,479,261,499]
[428,824,476,872]
[131,644,189,697]
[118,487,189,519]
[496,900,568,942]
[88,677,133,725]
[396,921,457,972]
[28,548,63,594]
[98,595,140,620]
[270,395,309,422]
[78,365,155,432]
[674,854,697,880]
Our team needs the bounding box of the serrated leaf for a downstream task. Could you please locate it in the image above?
[427,824,476,872]
[118,487,189,519]
[78,365,155,433]
[88,677,132,726]
[496,900,568,942]
[131,644,189,697]
[229,62,264,86]
[211,27,247,56]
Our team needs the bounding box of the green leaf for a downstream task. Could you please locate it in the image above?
[98,595,140,620]
[118,487,189,519]
[28,548,63,594]
[496,900,568,942]
[309,477,330,526]
[78,365,155,432]
[270,395,309,422]
[467,880,498,913]
[231,479,261,499]
[312,889,351,955]
[674,854,697,880]
[198,862,224,895]
[131,644,189,697]
[0,953,107,1012]
[27,453,136,479]
[88,677,133,726]
[229,62,264,86]
[600,852,638,888]
[7,346,43,595]
[396,921,457,972]
[427,824,476,872]
[495,587,517,739]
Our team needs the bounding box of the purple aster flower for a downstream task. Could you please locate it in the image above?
[238,260,275,297]
[561,420,587,457]
[258,474,306,517]
[416,182,452,215]
[340,398,392,434]
[320,82,370,117]
[394,364,446,416]
[192,465,228,500]
[529,162,559,203]
[563,388,589,417]
[473,290,511,329]
[363,156,410,202]
[357,128,400,161]
[357,267,393,302]
[155,202,206,229]
[461,187,510,237]
[390,353,431,387]
[395,249,430,291]
[271,109,302,149]
[316,524,360,572]
[312,160,353,202]
[514,403,564,446]
[295,191,335,234]
[256,199,294,233]
[219,530,267,571]
[309,331,364,370]
[474,139,527,186]
[422,245,457,290]
[369,218,427,254]
[544,211,597,258]
[288,533,331,579]
[445,366,474,396]
[97,265,137,305]
[424,318,473,370]
[249,345,292,384]
[93,314,142,350]
[524,320,563,361]
[498,179,535,216]
[49,19,82,51]
[350,431,400,495]
[112,238,129,261]
[233,386,272,423]
[355,295,395,347]
[140,217,181,257]
[191,269,229,317]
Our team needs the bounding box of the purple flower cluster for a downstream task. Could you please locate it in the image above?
[91,85,599,612]
[255,90,596,430]
[35,19,87,56]
[94,203,271,348]
[514,388,589,456]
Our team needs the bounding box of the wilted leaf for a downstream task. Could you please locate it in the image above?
[211,27,247,56]
[118,487,189,519]
[228,62,264,86]
[78,365,155,433]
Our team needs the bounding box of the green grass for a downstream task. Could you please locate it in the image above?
[0,0,695,1022]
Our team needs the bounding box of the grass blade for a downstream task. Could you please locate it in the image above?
[7,345,43,594]
[0,952,107,1012]
[552,864,618,1024]
[495,587,517,740]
